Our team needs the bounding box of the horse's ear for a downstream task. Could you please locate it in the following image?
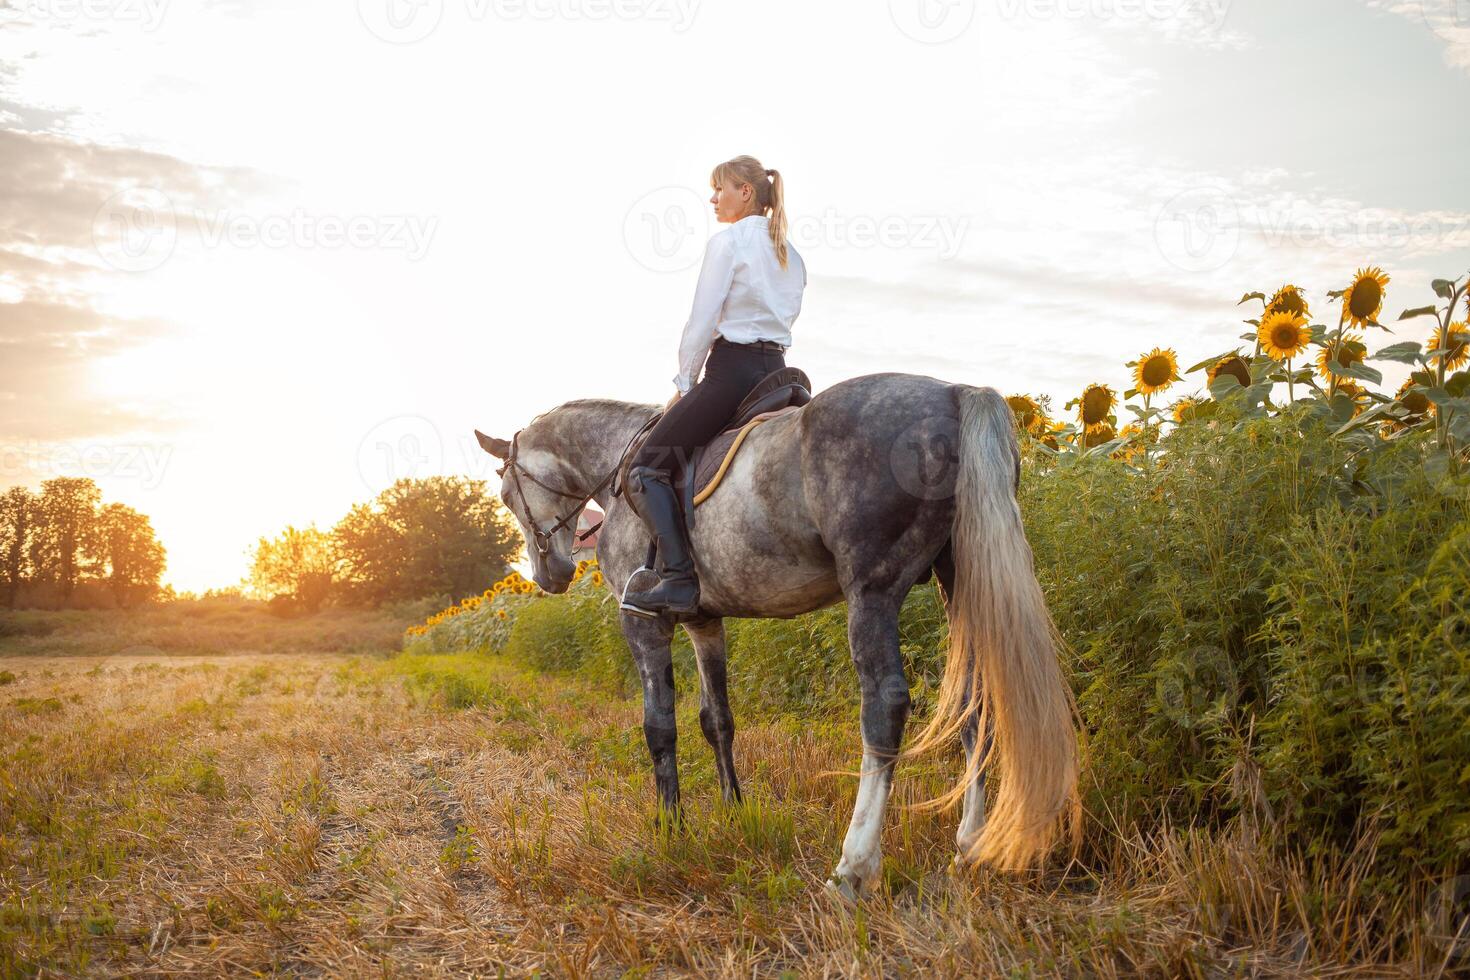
[475,430,511,459]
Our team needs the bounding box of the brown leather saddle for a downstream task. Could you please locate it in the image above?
[618,366,812,521]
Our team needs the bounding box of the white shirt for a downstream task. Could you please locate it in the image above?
[673,213,806,394]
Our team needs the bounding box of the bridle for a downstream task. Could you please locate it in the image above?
[497,414,660,558]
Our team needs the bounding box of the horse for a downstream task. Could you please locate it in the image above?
[475,371,1079,896]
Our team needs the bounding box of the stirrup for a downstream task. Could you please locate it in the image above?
[619,562,662,619]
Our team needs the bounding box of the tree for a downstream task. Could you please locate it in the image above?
[0,487,35,608]
[333,476,520,606]
[29,477,101,600]
[247,525,336,613]
[87,502,166,607]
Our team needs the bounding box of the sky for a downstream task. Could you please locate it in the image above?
[2,0,1469,591]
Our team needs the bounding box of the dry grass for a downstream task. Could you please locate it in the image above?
[0,647,1452,977]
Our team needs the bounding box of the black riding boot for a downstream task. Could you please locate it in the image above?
[620,464,700,620]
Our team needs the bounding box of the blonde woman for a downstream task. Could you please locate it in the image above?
[621,155,806,620]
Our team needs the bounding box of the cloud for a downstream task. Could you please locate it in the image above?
[1370,0,1470,72]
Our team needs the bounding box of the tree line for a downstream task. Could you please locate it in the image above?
[0,477,167,609]
[247,476,522,614]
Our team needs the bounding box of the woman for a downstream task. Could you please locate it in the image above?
[621,155,806,620]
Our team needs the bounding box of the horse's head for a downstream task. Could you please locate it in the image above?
[475,427,580,595]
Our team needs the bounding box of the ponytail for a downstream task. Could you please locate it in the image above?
[710,155,790,270]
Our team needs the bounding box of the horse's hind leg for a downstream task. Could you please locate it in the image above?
[620,611,682,826]
[684,617,741,805]
[830,591,910,898]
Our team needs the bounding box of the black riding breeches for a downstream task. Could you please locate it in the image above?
[631,338,786,486]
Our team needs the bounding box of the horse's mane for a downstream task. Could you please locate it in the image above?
[527,397,659,428]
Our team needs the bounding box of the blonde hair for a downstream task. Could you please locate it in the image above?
[710,155,789,270]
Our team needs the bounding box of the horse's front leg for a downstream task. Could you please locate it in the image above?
[684,616,741,805]
[829,591,910,899]
[621,610,682,825]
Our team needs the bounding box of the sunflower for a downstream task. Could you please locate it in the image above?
[1006,394,1046,435]
[1258,311,1311,361]
[1395,378,1432,420]
[1343,266,1389,328]
[1112,422,1150,462]
[1331,379,1369,417]
[1171,396,1215,423]
[1078,384,1116,433]
[1315,333,1366,380]
[1133,347,1180,396]
[591,571,604,587]
[496,609,507,620]
[1429,322,1470,372]
[1083,422,1116,448]
[1207,353,1252,388]
[1265,284,1311,320]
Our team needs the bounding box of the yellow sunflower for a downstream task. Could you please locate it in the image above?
[1133,347,1180,396]
[1265,284,1311,320]
[1258,311,1311,361]
[1078,383,1116,433]
[1343,266,1389,328]
[496,609,507,620]
[1429,322,1470,372]
[1315,333,1366,380]
[1005,394,1046,435]
[1171,396,1216,423]
[591,571,604,587]
[1112,422,1151,462]
[1207,353,1252,388]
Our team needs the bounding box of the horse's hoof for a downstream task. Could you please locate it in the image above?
[824,874,860,905]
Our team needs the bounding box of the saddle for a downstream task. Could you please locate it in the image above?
[618,366,812,521]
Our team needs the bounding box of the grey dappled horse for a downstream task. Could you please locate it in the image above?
[476,372,1079,895]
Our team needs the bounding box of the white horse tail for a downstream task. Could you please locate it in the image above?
[906,384,1080,870]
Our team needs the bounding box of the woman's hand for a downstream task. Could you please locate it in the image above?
[664,390,682,412]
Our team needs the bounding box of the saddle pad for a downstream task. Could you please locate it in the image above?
[691,405,801,506]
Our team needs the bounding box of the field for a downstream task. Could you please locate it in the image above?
[0,635,1453,976]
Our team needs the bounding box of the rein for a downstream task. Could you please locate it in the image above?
[499,412,660,557]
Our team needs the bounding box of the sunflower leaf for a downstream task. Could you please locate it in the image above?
[1340,363,1383,385]
[1327,289,1346,300]
[1239,332,1257,342]
[1432,279,1456,300]
[1186,351,1238,374]
[1371,341,1423,363]
[1332,402,1394,437]
[1398,306,1438,321]
[1237,291,1265,306]
[1124,388,1139,399]
[1207,379,1244,404]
